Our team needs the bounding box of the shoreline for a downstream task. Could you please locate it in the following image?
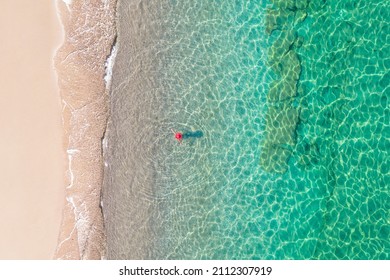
[53,0,117,259]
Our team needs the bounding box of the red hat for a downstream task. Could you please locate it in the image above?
[175,132,183,140]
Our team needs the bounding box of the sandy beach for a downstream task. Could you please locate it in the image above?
[0,0,64,259]
[0,0,117,259]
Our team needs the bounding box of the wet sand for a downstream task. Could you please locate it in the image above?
[0,0,64,259]
[54,0,117,259]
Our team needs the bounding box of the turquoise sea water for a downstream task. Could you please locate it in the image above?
[104,0,389,259]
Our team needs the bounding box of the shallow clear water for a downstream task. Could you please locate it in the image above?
[103,0,389,259]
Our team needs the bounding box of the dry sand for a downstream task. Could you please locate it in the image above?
[0,0,64,259]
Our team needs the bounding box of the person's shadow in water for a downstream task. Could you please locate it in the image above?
[182,130,204,145]
[182,130,203,139]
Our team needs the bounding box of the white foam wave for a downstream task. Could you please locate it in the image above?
[62,0,72,9]
[66,149,79,189]
[104,40,118,90]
